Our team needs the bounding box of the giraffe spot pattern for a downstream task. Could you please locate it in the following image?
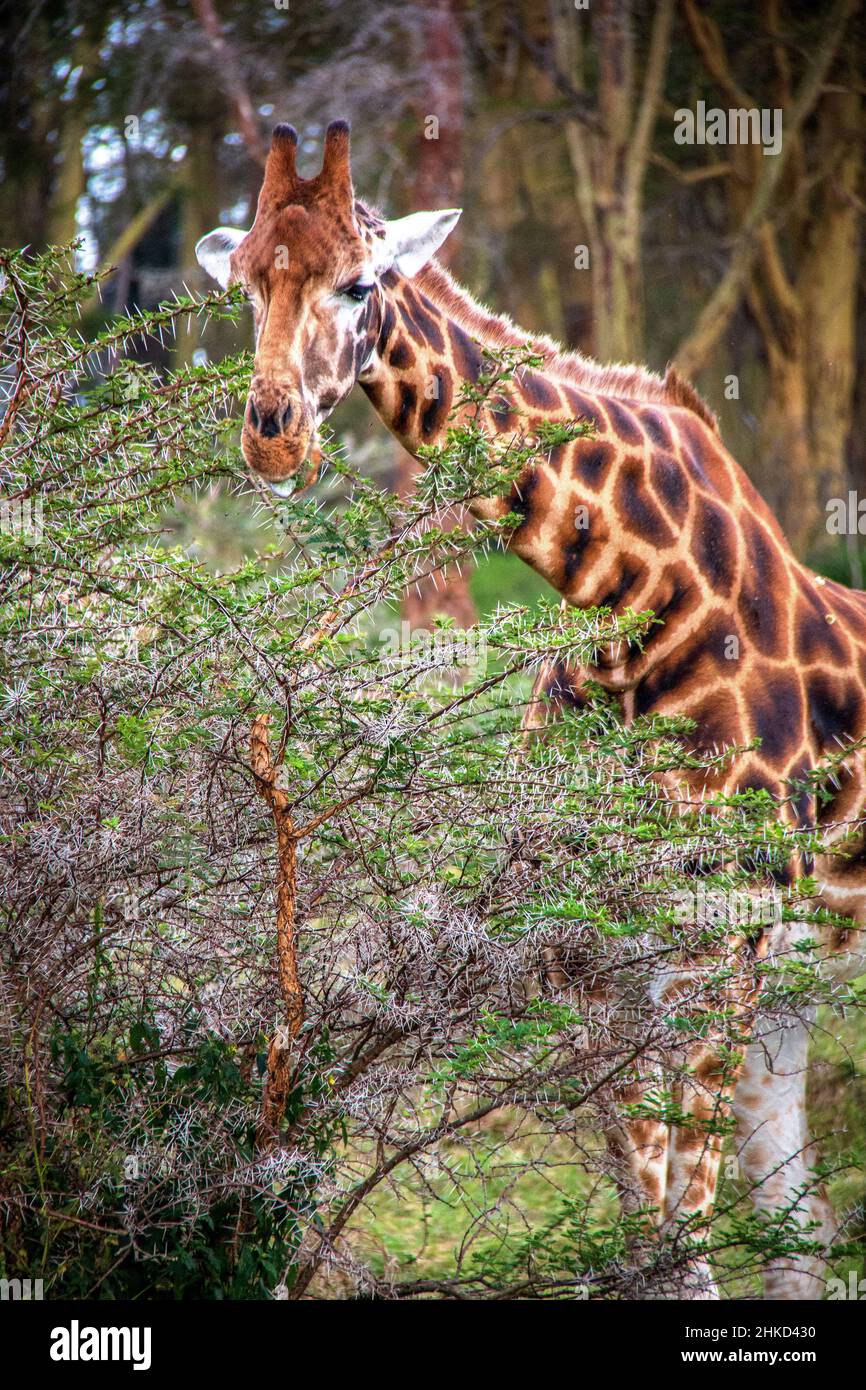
[737,518,786,657]
[421,370,452,438]
[691,495,737,596]
[616,456,676,546]
[748,667,804,762]
[389,337,415,369]
[575,441,615,490]
[650,452,689,524]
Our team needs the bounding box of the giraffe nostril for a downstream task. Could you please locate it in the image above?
[248,401,291,437]
[257,411,282,438]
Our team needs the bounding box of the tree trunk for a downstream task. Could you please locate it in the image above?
[47,37,100,248]
[551,0,673,364]
[175,126,222,367]
[799,85,864,519]
[396,0,476,631]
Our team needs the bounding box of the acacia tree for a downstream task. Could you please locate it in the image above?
[0,248,858,1299]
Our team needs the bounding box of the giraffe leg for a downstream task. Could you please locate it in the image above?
[540,949,674,1292]
[656,1036,735,1299]
[649,945,760,1300]
[600,1075,669,1222]
[733,1014,835,1300]
[600,995,729,1298]
[730,884,864,1299]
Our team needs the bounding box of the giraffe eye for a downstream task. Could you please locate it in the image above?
[340,281,374,303]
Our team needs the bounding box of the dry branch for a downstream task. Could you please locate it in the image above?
[250,713,303,1146]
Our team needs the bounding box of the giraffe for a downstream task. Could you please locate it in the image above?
[196,121,866,1299]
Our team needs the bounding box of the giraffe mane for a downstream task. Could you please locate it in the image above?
[412,256,720,435]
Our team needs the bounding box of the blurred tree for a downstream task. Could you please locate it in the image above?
[546,0,675,362]
[394,0,476,630]
[674,0,860,552]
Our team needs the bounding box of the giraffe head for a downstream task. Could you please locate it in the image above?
[196,121,460,494]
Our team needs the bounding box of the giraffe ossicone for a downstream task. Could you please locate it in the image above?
[197,120,866,1300]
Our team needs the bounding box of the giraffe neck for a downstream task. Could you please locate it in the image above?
[359,259,787,630]
[357,257,866,820]
[360,263,624,593]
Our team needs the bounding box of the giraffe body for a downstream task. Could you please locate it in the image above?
[197,122,866,1298]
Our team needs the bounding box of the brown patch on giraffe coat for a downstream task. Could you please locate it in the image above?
[395,382,417,436]
[360,377,386,414]
[420,369,453,440]
[806,670,865,753]
[542,661,589,708]
[786,756,817,852]
[520,371,561,411]
[823,831,866,884]
[616,455,676,547]
[563,387,608,433]
[795,579,851,665]
[507,467,552,537]
[448,321,483,384]
[574,440,616,491]
[640,407,674,451]
[399,283,446,354]
[560,504,609,589]
[675,416,732,501]
[681,687,744,758]
[596,553,646,611]
[545,444,567,473]
[377,298,397,353]
[635,609,737,716]
[737,518,788,658]
[649,452,689,525]
[388,336,415,370]
[691,494,738,597]
[638,563,701,655]
[605,398,645,447]
[822,577,866,625]
[740,766,781,798]
[676,420,713,487]
[747,666,805,763]
[672,1124,713,1154]
[489,394,520,431]
[337,332,358,380]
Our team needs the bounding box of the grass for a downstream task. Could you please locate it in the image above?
[312,1004,866,1299]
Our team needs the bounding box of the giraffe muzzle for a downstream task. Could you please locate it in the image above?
[248,400,293,439]
[241,390,314,488]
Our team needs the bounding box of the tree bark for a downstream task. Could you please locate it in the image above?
[396,0,476,630]
[250,715,303,1150]
[47,37,100,248]
[550,0,674,363]
[799,85,864,515]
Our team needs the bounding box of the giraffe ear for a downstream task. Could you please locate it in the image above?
[375,209,461,278]
[195,227,248,288]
